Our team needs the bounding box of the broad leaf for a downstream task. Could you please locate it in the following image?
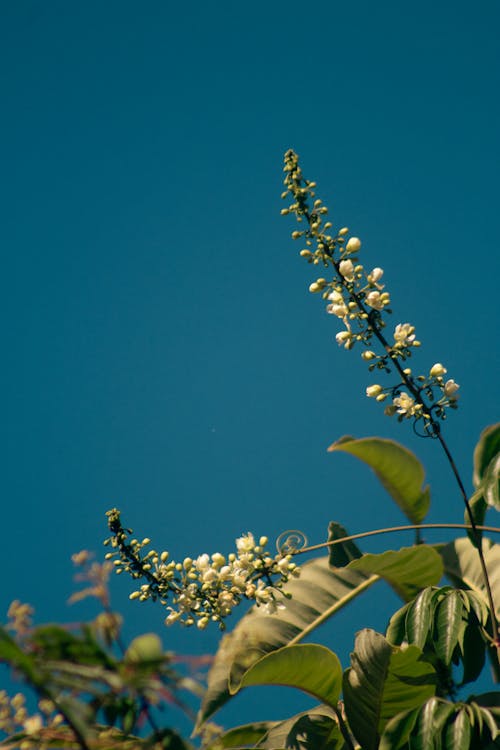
[233,644,342,709]
[405,587,436,649]
[195,557,378,730]
[439,537,500,619]
[328,436,430,523]
[347,546,443,601]
[343,629,436,750]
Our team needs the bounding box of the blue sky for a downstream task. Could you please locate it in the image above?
[1,0,500,735]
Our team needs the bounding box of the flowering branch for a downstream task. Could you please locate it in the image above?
[105,509,300,630]
[281,149,499,648]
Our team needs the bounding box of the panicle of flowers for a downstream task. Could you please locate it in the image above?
[104,509,301,630]
[282,149,459,436]
[0,690,63,749]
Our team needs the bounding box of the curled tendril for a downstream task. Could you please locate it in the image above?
[276,530,308,554]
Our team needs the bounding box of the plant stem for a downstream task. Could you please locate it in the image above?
[293,522,500,556]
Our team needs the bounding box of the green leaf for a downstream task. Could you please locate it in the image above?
[386,601,412,646]
[233,644,342,710]
[439,537,500,619]
[379,707,420,750]
[405,587,436,649]
[327,521,363,568]
[195,557,378,731]
[483,453,500,510]
[328,436,431,523]
[473,423,500,490]
[347,546,443,601]
[268,709,345,750]
[434,590,464,665]
[202,721,274,749]
[444,707,472,750]
[458,618,486,685]
[343,629,436,750]
[414,697,457,749]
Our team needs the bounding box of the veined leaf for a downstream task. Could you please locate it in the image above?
[347,546,443,601]
[233,644,342,709]
[195,557,378,730]
[328,436,430,523]
[405,587,436,649]
[469,423,500,543]
[343,629,436,750]
[439,537,500,619]
[434,590,464,665]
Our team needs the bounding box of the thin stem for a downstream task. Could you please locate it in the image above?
[292,522,500,556]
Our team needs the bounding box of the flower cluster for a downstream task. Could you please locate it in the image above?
[282,149,459,436]
[0,691,63,749]
[104,509,301,629]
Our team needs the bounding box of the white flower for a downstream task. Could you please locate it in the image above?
[336,330,352,347]
[368,267,384,284]
[365,291,384,310]
[444,379,460,397]
[366,384,383,398]
[345,237,361,253]
[393,323,416,347]
[430,363,447,377]
[339,259,355,281]
[326,290,348,318]
[194,554,210,571]
[393,392,418,417]
[236,533,255,554]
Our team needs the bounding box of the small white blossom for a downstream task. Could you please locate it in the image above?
[236,533,256,554]
[366,384,383,398]
[336,330,352,347]
[393,323,416,348]
[326,290,348,318]
[339,259,355,282]
[444,379,460,397]
[368,267,384,284]
[393,392,420,417]
[365,291,384,310]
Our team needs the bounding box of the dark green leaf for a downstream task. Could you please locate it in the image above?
[386,602,412,646]
[328,436,431,523]
[233,644,342,710]
[405,588,436,649]
[343,629,436,750]
[379,707,420,750]
[444,707,471,750]
[434,591,464,665]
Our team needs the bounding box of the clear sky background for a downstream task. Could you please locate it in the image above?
[2,0,500,737]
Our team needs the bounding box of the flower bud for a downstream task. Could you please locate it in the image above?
[361,351,376,360]
[346,237,361,253]
[338,227,349,236]
[430,363,447,377]
[366,384,383,398]
[300,249,312,257]
[339,259,355,280]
